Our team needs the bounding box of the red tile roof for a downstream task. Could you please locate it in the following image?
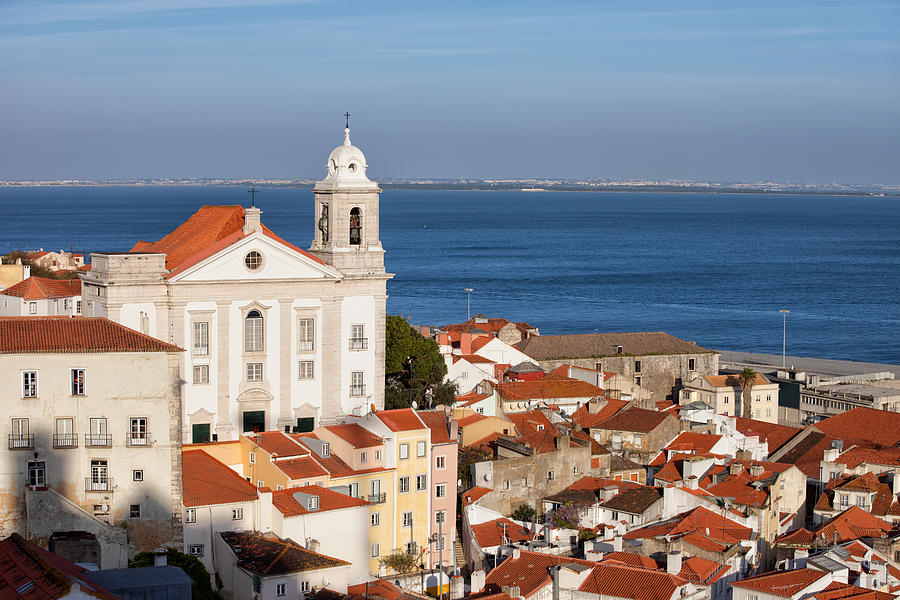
[567,476,642,493]
[485,550,597,599]
[578,562,689,600]
[1,276,81,300]
[816,505,893,543]
[471,518,536,548]
[506,410,554,435]
[456,390,492,407]
[571,399,630,428]
[219,531,349,576]
[624,506,753,549]
[733,418,802,454]
[376,408,427,432]
[730,568,829,597]
[271,485,370,517]
[597,408,675,433]
[458,413,488,427]
[0,533,120,600]
[813,581,897,600]
[705,373,772,387]
[497,378,603,402]
[456,354,495,364]
[275,456,329,481]
[251,431,310,458]
[601,551,658,570]
[417,410,455,444]
[664,432,722,455]
[461,486,491,506]
[444,316,535,337]
[321,423,383,449]
[815,408,900,448]
[775,528,817,547]
[182,449,258,507]
[0,316,182,354]
[832,446,900,469]
[678,556,728,584]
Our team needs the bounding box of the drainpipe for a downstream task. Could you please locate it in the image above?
[550,565,560,600]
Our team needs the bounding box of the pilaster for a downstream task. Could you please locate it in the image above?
[277,298,293,430]
[320,296,343,424]
[215,301,234,440]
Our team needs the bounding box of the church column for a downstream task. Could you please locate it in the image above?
[373,292,388,411]
[215,301,234,440]
[320,295,342,424]
[168,301,188,442]
[277,298,293,430]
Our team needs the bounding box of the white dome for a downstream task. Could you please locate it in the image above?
[321,128,371,185]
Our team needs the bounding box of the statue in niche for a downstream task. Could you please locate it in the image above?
[318,203,329,244]
[349,207,361,246]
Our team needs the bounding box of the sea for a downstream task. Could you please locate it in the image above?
[1,187,898,365]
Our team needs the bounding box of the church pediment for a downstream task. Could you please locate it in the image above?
[169,231,343,283]
[236,387,274,403]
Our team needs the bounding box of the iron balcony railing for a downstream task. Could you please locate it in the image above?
[85,477,114,492]
[52,433,78,449]
[350,384,366,397]
[85,434,112,447]
[9,434,34,450]
[127,433,151,447]
[298,340,315,352]
[367,492,386,504]
[349,338,368,350]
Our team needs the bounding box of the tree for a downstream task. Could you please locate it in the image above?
[511,503,537,523]
[545,502,582,530]
[129,547,220,600]
[378,548,419,574]
[384,315,449,410]
[739,368,757,419]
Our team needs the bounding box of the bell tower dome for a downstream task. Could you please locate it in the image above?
[309,122,384,275]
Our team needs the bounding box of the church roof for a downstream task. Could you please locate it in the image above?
[130,205,324,275]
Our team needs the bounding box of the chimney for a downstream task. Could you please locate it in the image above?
[470,571,486,595]
[749,464,764,477]
[730,463,743,475]
[550,566,560,600]
[612,534,623,552]
[243,206,263,234]
[512,547,521,559]
[686,476,699,490]
[460,333,473,355]
[503,586,521,599]
[666,551,683,575]
[153,548,167,567]
[588,400,607,415]
[450,419,459,442]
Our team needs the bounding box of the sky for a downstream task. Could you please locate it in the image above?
[1,0,898,183]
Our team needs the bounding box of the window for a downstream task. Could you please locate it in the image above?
[406,541,417,555]
[350,324,367,350]
[416,474,427,491]
[133,470,143,482]
[189,545,204,556]
[436,511,446,524]
[308,496,319,510]
[129,417,148,446]
[766,408,772,417]
[11,418,30,449]
[321,442,330,457]
[503,480,510,490]
[193,365,209,384]
[724,396,730,404]
[399,476,410,493]
[371,544,380,558]
[63,299,69,311]
[688,358,696,371]
[27,461,45,487]
[76,300,82,314]
[185,509,196,523]
[537,425,544,431]
[246,362,263,382]
[301,581,311,593]
[436,484,446,498]
[244,310,264,352]
[23,371,38,398]
[402,511,413,527]
[360,451,367,463]
[130,504,141,518]
[436,455,445,469]
[298,318,315,351]
[192,322,209,355]
[257,480,264,488]
[89,460,108,491]
[547,470,555,480]
[275,583,286,597]
[573,465,580,475]
[634,360,642,373]
[400,443,409,459]
[756,395,761,403]
[635,376,641,386]
[375,450,381,461]
[417,441,426,457]
[371,512,380,526]
[244,250,263,270]
[88,418,108,447]
[349,207,362,245]
[840,494,849,508]
[348,482,359,498]
[299,360,314,379]
[350,371,365,396]
[28,302,37,314]
[71,368,85,395]
[766,394,772,402]
[436,536,445,551]
[232,508,243,520]
[249,452,256,464]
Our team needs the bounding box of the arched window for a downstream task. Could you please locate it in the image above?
[349,207,361,246]
[244,309,264,352]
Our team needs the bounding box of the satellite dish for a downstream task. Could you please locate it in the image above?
[458,479,462,487]
[484,473,492,482]
[412,401,418,410]
[322,576,329,587]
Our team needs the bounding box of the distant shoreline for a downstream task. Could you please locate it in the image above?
[1,181,897,196]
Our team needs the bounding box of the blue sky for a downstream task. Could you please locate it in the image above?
[1,0,898,182]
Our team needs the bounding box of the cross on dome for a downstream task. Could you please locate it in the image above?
[321,117,372,186]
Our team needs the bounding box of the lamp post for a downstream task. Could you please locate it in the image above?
[779,309,790,368]
[464,288,473,321]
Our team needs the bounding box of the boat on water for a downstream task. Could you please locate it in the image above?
[520,187,545,192]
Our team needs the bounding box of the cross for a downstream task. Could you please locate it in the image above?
[248,187,259,207]
[345,112,351,129]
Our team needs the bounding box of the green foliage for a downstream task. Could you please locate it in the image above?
[384,315,449,410]
[129,547,220,600]
[511,503,537,523]
[578,529,598,542]
[378,548,419,574]
[458,445,493,486]
[739,367,757,418]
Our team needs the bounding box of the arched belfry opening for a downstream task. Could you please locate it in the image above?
[349,207,361,246]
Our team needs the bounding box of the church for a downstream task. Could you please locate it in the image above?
[81,125,391,442]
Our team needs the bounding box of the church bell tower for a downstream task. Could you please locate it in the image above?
[309,119,385,275]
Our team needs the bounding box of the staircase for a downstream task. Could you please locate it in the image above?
[454,528,466,572]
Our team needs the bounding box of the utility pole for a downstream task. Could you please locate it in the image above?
[780,309,790,368]
[464,288,473,321]
[438,516,443,600]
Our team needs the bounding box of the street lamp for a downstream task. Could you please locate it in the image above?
[464,288,474,321]
[779,309,790,368]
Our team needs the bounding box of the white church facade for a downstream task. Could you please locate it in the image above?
[81,127,391,443]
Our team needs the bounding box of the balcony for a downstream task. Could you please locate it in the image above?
[350,384,366,397]
[368,492,386,504]
[298,341,315,352]
[127,433,151,447]
[85,478,114,492]
[52,433,78,449]
[9,434,34,450]
[85,434,112,447]
[349,338,368,351]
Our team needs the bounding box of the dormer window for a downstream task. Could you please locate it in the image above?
[349,207,361,246]
[321,442,330,457]
[308,496,319,510]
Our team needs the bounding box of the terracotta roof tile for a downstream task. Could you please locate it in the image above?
[597,408,675,433]
[733,418,802,454]
[571,399,630,428]
[599,486,662,515]
[462,486,491,506]
[456,390,492,407]
[458,413,488,427]
[578,562,689,600]
[1,276,81,300]
[471,518,536,548]
[271,485,370,517]
[444,317,535,337]
[0,316,182,354]
[832,447,900,469]
[567,476,642,493]
[705,373,771,387]
[730,568,829,597]
[376,409,427,432]
[678,556,728,584]
[417,410,455,444]
[320,423,383,449]
[813,581,898,600]
[251,431,310,458]
[600,551,658,570]
[815,408,900,448]
[485,550,597,599]
[775,528,817,547]
[506,410,554,435]
[275,456,329,481]
[816,505,893,543]
[182,449,258,507]
[515,331,714,360]
[624,506,753,548]
[664,432,722,455]
[497,378,602,402]
[219,531,349,576]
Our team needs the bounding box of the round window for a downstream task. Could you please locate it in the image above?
[244,251,263,271]
[348,162,357,173]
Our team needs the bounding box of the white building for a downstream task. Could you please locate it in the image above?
[0,276,82,316]
[82,126,392,441]
[681,373,780,424]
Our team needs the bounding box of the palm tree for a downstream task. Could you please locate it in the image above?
[739,368,757,418]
